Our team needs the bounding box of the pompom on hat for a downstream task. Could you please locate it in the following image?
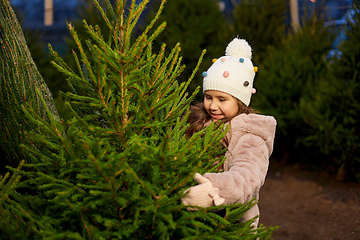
[202,38,257,106]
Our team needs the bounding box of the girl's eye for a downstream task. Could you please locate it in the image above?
[205,96,212,99]
[219,98,226,102]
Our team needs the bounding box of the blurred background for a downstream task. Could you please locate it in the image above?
[7,0,360,238]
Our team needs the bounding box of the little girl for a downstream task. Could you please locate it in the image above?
[182,38,277,228]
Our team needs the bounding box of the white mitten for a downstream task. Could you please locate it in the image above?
[181,173,225,211]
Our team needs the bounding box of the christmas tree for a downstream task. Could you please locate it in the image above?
[146,0,231,101]
[301,1,360,181]
[1,0,276,238]
[231,0,287,64]
[0,0,59,172]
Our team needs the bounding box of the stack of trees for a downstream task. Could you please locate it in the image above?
[252,1,360,181]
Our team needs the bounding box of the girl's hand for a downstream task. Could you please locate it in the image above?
[181,173,225,211]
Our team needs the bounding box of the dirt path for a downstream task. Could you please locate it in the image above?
[259,162,360,240]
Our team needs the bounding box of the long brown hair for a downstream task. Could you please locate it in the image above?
[185,98,257,139]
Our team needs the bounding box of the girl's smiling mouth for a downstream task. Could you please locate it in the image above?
[211,113,224,119]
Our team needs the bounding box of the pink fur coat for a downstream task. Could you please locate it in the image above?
[183,113,276,226]
[202,113,276,226]
[204,113,276,206]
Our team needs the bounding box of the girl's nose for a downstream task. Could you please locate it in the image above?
[209,102,218,110]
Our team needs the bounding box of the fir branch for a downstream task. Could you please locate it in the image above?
[110,99,123,138]
[50,59,92,90]
[122,0,137,52]
[93,0,114,36]
[20,144,56,164]
[71,49,87,88]
[113,0,125,51]
[68,23,96,87]
[124,162,157,199]
[161,50,183,94]
[153,43,181,102]
[165,161,202,194]
[66,102,96,138]
[138,0,166,48]
[82,141,109,181]
[124,0,150,50]
[21,90,74,159]
[83,21,115,61]
[167,49,206,118]
[0,161,24,205]
[143,21,167,54]
[94,49,108,105]
[49,44,77,79]
[35,89,61,135]
[149,43,166,88]
[104,0,116,25]
[21,106,57,138]
[36,172,75,188]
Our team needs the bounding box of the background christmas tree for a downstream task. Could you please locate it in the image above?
[298,1,360,181]
[0,0,276,238]
[231,0,287,64]
[146,0,231,102]
[0,0,59,174]
[251,3,337,163]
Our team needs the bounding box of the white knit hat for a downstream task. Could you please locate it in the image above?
[202,38,257,106]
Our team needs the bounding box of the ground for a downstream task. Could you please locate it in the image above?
[259,161,360,240]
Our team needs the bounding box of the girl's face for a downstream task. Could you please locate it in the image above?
[204,90,239,121]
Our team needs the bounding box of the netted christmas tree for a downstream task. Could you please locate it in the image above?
[0,0,276,238]
[0,0,59,171]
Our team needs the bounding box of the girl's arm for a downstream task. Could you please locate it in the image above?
[203,132,270,205]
